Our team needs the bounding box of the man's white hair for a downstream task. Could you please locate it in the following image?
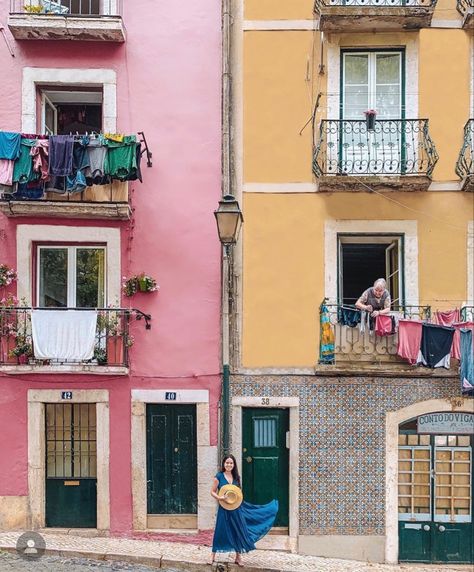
[373,278,387,289]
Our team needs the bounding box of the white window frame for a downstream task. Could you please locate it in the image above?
[37,245,106,308]
[22,67,116,134]
[325,220,419,305]
[17,225,120,307]
[338,234,403,306]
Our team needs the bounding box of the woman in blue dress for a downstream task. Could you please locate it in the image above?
[210,454,278,567]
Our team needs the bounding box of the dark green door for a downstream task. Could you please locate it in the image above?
[242,408,289,527]
[398,426,473,564]
[146,404,197,514]
[45,403,97,528]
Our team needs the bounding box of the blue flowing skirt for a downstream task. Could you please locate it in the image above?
[211,499,278,553]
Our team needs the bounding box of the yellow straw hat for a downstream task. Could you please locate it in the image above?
[219,484,243,511]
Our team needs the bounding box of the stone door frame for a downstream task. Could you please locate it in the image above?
[231,396,299,552]
[28,389,110,531]
[385,397,474,563]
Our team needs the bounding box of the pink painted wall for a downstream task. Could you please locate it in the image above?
[0,0,222,533]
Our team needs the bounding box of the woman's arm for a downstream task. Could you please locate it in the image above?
[210,477,224,501]
[355,289,373,312]
[372,294,391,316]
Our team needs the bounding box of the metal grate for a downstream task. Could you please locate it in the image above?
[253,417,277,448]
[46,403,97,478]
[10,0,122,16]
[398,435,432,521]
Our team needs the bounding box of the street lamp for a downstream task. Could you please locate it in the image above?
[214,194,243,248]
[214,194,243,458]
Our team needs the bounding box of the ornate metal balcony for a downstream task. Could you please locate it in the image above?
[314,0,437,31]
[318,302,431,369]
[8,0,125,41]
[313,119,439,192]
[455,119,474,192]
[0,307,150,373]
[457,0,474,28]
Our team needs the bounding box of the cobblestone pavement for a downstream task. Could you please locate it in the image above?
[0,532,472,572]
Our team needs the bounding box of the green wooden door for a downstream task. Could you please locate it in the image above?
[45,403,97,528]
[146,404,197,515]
[398,429,473,564]
[242,408,289,527]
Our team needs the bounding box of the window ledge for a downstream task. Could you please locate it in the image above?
[0,364,129,376]
[8,14,126,42]
[317,174,432,193]
[0,200,131,220]
[461,8,473,29]
[316,6,436,32]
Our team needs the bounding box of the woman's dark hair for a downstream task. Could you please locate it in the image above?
[221,454,241,486]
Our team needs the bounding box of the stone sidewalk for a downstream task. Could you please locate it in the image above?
[0,531,472,572]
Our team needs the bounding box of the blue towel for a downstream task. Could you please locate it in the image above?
[0,131,21,160]
[460,329,473,395]
[338,306,361,328]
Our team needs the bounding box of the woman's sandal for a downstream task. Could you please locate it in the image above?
[234,560,244,567]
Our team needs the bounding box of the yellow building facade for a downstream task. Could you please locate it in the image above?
[228,0,474,565]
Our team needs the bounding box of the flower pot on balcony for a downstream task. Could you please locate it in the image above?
[18,353,29,365]
[138,277,148,292]
[107,336,124,366]
[1,336,17,364]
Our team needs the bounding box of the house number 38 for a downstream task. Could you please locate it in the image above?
[261,398,270,405]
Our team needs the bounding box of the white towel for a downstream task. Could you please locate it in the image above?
[31,310,98,361]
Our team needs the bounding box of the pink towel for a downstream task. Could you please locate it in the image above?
[375,315,393,336]
[397,320,423,365]
[452,321,474,359]
[434,309,461,327]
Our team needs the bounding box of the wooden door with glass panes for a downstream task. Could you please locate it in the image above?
[398,422,473,564]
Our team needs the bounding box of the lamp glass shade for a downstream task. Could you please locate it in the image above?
[214,196,243,245]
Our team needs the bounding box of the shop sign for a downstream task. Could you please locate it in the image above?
[417,412,474,435]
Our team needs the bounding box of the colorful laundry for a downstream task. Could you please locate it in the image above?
[30,139,49,181]
[104,135,138,181]
[0,160,14,186]
[338,306,361,327]
[451,321,474,360]
[319,304,335,364]
[0,131,21,160]
[460,328,473,394]
[434,308,461,327]
[375,314,395,337]
[397,319,423,365]
[13,138,37,184]
[417,323,455,369]
[49,135,75,176]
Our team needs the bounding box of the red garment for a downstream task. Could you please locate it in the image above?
[452,321,474,359]
[375,315,393,336]
[30,140,49,181]
[397,319,423,365]
[434,308,461,327]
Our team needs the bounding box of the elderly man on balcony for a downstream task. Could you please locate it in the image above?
[355,278,391,318]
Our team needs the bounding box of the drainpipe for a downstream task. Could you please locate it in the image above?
[221,0,232,459]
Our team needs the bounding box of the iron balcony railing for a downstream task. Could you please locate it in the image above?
[461,306,474,322]
[313,119,439,177]
[10,0,122,16]
[315,0,437,7]
[319,302,431,366]
[0,307,150,367]
[455,119,474,180]
[457,0,474,17]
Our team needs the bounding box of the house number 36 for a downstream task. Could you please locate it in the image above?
[261,398,270,405]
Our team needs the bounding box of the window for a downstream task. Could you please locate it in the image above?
[341,50,404,120]
[338,235,403,306]
[43,0,101,15]
[40,88,103,135]
[37,245,105,308]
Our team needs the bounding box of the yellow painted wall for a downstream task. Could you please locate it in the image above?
[243,32,316,183]
[419,29,472,180]
[244,0,314,21]
[242,193,472,368]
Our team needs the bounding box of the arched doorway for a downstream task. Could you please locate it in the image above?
[398,414,473,563]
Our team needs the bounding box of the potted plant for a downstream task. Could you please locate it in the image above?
[0,294,19,365]
[364,109,377,131]
[96,309,134,365]
[23,4,43,13]
[0,264,17,288]
[9,335,33,365]
[122,273,159,297]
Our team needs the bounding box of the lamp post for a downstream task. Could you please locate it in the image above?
[214,194,243,458]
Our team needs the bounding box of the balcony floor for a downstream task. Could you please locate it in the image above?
[0,363,129,375]
[317,174,432,193]
[0,200,131,220]
[8,14,126,42]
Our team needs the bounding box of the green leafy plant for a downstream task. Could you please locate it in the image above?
[122,273,159,297]
[24,4,43,13]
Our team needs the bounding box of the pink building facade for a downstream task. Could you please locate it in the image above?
[0,0,222,534]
